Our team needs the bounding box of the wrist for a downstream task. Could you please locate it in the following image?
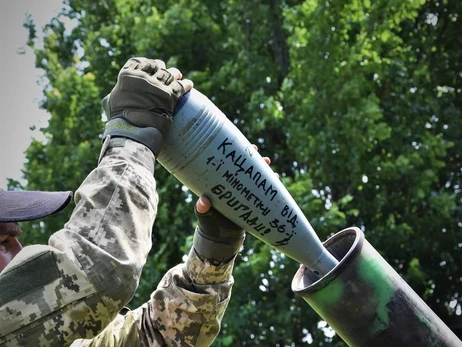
[193,226,245,263]
[185,246,235,285]
[103,118,165,156]
[98,137,156,174]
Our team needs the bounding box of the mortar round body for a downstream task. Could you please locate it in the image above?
[158,89,337,274]
[291,227,461,346]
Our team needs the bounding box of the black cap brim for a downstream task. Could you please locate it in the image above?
[0,189,73,222]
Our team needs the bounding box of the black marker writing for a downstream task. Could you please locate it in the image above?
[217,137,278,201]
[222,170,270,216]
[281,205,299,228]
[211,184,271,236]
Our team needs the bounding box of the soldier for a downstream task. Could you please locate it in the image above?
[0,57,264,346]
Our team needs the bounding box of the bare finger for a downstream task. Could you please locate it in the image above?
[176,79,194,93]
[196,195,211,214]
[167,67,182,80]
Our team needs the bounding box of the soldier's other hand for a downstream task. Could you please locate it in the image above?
[102,57,193,156]
[193,144,272,263]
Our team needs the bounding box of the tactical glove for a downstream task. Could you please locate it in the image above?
[194,204,245,264]
[102,57,186,156]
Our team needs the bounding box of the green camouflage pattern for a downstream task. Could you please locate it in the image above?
[292,228,462,347]
[0,138,157,346]
[72,246,236,347]
[0,138,238,346]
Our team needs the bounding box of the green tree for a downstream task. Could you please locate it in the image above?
[11,0,460,345]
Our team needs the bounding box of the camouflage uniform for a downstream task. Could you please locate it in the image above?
[0,139,236,347]
[72,247,234,347]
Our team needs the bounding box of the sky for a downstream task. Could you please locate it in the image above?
[0,0,64,189]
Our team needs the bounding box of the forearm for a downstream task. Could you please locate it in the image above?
[51,137,157,310]
[0,139,158,346]
[69,246,237,347]
[138,246,235,346]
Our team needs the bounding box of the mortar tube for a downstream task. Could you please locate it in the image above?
[291,227,461,347]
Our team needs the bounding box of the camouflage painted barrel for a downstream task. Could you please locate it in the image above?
[291,227,461,346]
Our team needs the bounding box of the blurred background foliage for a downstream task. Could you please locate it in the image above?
[8,0,461,345]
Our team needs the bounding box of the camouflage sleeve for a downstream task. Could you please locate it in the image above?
[144,247,235,346]
[71,246,236,347]
[0,138,157,347]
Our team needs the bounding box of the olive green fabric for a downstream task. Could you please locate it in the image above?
[0,250,59,307]
[0,139,157,346]
[72,248,236,347]
[102,57,186,156]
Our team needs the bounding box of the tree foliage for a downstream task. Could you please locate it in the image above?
[10,0,461,345]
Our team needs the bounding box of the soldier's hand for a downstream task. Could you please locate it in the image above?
[102,57,193,156]
[193,146,271,264]
[194,195,245,264]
